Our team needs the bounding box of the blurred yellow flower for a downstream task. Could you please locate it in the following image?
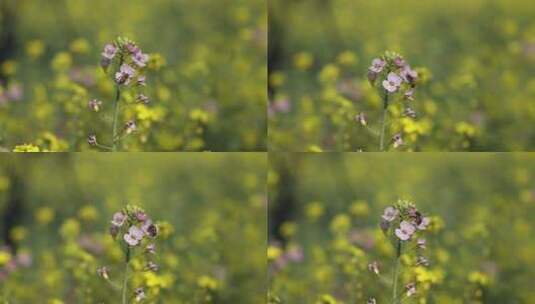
[455,121,476,137]
[26,40,45,59]
[234,7,251,24]
[10,226,28,242]
[197,275,219,291]
[51,52,73,72]
[336,51,358,66]
[0,251,12,266]
[306,201,325,221]
[1,60,18,76]
[280,221,297,238]
[349,200,369,217]
[60,218,81,240]
[35,207,55,225]
[148,53,167,71]
[468,271,490,286]
[189,108,209,124]
[0,175,10,191]
[330,214,351,234]
[293,52,314,70]
[156,221,174,240]
[307,145,323,152]
[267,246,282,261]
[316,294,338,304]
[270,72,286,87]
[78,205,98,222]
[69,38,90,54]
[318,64,340,84]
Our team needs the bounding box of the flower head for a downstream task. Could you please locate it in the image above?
[126,43,140,55]
[115,64,135,85]
[132,51,149,68]
[394,56,406,68]
[142,220,158,238]
[401,66,418,84]
[417,217,430,230]
[369,58,386,73]
[102,44,117,60]
[382,206,399,222]
[395,221,415,241]
[124,226,144,246]
[136,211,148,222]
[111,212,126,227]
[382,72,402,93]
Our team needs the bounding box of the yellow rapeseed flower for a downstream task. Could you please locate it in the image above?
[51,52,73,72]
[337,51,358,66]
[197,275,219,291]
[1,60,17,76]
[269,72,286,87]
[318,64,340,84]
[468,271,490,286]
[0,251,12,266]
[78,205,98,222]
[267,246,282,261]
[26,40,45,59]
[60,218,80,240]
[69,38,90,54]
[306,201,325,221]
[35,207,55,225]
[330,214,351,234]
[349,200,369,217]
[280,221,297,238]
[10,226,28,242]
[293,52,314,70]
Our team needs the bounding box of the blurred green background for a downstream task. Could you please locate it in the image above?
[0,153,266,303]
[268,0,535,151]
[0,0,266,151]
[269,153,535,303]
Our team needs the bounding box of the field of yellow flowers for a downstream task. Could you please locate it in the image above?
[269,153,535,303]
[0,153,266,303]
[0,0,266,151]
[268,0,535,151]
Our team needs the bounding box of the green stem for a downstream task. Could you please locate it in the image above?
[392,241,402,304]
[111,85,121,152]
[379,91,389,151]
[121,247,130,304]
